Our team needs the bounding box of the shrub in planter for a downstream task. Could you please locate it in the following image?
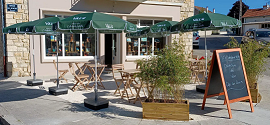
[136,38,191,121]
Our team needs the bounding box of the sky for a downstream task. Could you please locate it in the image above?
[195,0,270,15]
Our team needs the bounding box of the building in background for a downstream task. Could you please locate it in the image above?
[0,0,194,77]
[242,4,270,33]
[194,6,213,15]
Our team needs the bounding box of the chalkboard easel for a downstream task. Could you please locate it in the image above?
[201,48,254,119]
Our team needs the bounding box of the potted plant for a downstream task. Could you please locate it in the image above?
[224,38,269,103]
[136,38,191,121]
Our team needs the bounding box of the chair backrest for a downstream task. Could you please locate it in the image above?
[111,64,124,78]
[53,60,57,70]
[68,62,76,76]
[198,60,206,72]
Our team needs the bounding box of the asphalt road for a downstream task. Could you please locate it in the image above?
[192,34,242,61]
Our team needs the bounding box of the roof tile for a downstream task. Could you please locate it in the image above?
[243,8,270,18]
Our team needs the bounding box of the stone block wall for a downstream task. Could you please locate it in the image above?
[4,0,30,77]
[0,1,3,76]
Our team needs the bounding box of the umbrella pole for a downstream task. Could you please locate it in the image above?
[95,30,98,102]
[32,35,36,80]
[56,35,60,88]
[204,29,208,81]
[26,34,43,86]
[48,34,68,96]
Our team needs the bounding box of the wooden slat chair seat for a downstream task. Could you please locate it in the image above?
[53,60,69,83]
[68,63,89,91]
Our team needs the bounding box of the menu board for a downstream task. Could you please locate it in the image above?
[202,48,254,119]
[219,51,248,100]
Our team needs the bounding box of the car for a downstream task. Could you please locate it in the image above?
[193,31,200,49]
[241,28,270,45]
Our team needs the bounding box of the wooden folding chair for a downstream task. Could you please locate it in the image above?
[53,60,69,83]
[112,64,127,96]
[191,60,206,84]
[68,63,89,91]
[132,79,147,104]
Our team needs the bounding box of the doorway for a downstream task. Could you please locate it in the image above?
[104,34,116,68]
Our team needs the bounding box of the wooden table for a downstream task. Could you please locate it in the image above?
[119,69,141,103]
[85,64,107,89]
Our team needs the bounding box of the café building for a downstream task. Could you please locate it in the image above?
[0,0,194,77]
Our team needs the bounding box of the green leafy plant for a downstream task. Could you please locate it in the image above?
[136,38,191,103]
[224,37,270,88]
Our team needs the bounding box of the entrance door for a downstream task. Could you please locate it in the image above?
[104,34,116,68]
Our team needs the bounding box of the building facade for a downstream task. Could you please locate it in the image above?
[243,4,270,33]
[1,0,194,77]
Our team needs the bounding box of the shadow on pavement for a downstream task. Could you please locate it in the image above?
[57,96,143,119]
[0,81,24,90]
[0,87,47,103]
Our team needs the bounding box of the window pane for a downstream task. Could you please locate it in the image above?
[82,34,95,56]
[140,38,151,55]
[45,34,62,56]
[140,20,153,27]
[154,20,164,24]
[154,37,165,55]
[64,34,80,56]
[126,38,138,56]
[127,19,138,26]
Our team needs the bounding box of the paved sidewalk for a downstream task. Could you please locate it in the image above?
[0,74,269,125]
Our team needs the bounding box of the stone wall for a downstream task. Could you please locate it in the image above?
[0,1,3,76]
[179,0,194,56]
[5,0,30,77]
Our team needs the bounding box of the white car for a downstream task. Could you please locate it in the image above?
[193,32,200,49]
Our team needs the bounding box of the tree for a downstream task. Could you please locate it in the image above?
[227,1,249,19]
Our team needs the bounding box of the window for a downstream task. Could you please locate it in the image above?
[261,23,270,29]
[82,34,95,56]
[45,34,62,56]
[44,14,95,58]
[126,19,166,56]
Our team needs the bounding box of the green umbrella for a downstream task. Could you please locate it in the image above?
[55,12,137,33]
[54,11,137,105]
[19,17,64,34]
[171,13,242,80]
[126,27,148,38]
[171,13,242,32]
[4,17,65,88]
[126,21,178,38]
[3,22,29,34]
[148,21,178,37]
[19,17,65,88]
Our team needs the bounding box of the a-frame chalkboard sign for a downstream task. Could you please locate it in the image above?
[201,48,254,119]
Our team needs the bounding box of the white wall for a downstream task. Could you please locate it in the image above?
[245,16,270,23]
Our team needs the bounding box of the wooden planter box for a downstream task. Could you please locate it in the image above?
[142,99,189,121]
[250,88,261,103]
[244,83,261,103]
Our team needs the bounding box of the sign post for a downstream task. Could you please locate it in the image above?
[201,48,254,119]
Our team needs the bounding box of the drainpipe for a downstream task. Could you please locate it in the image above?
[1,0,7,77]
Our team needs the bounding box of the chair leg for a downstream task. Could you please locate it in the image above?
[71,81,79,91]
[114,81,122,96]
[59,71,68,83]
